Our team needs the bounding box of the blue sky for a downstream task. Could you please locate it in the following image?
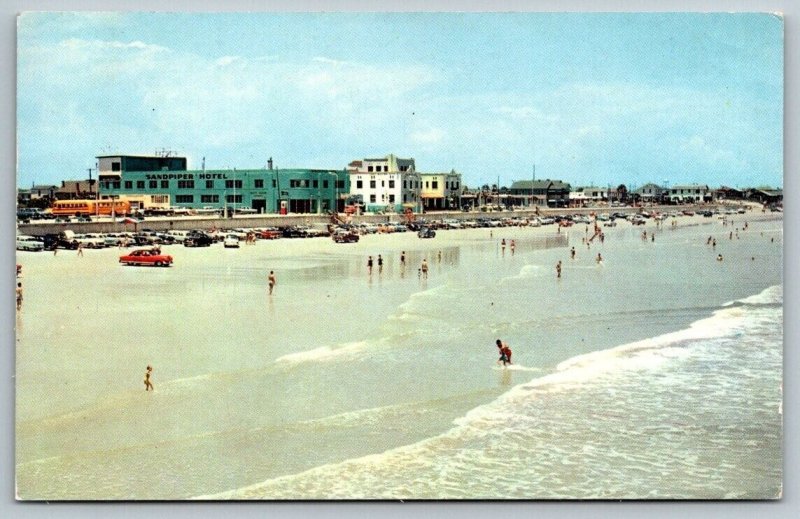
[17,12,783,190]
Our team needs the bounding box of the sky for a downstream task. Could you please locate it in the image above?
[16,12,784,190]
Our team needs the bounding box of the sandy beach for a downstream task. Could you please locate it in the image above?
[15,211,783,499]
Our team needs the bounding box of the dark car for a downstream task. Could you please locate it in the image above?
[418,227,436,239]
[184,232,214,247]
[332,231,360,243]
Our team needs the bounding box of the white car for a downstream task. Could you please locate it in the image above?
[223,234,240,248]
[16,235,44,251]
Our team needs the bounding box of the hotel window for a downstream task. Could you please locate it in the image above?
[301,179,309,188]
[384,166,389,172]
[161,180,169,189]
[389,180,395,188]
[370,194,376,203]
[254,179,264,188]
[369,180,376,189]
[152,195,168,204]
[389,194,395,204]
[323,180,329,188]
[124,181,133,189]
[425,181,430,189]
[178,180,195,189]
[113,181,121,189]
[149,180,157,189]
[175,195,194,203]
[368,166,374,172]
[272,179,277,188]
[337,180,345,189]
[201,194,220,203]
[137,181,145,189]
[312,180,318,188]
[356,180,363,189]
[206,180,214,189]
[225,180,243,189]
[111,162,121,172]
[432,181,438,189]
[226,194,243,203]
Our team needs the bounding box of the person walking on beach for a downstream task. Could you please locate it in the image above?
[501,239,506,255]
[437,250,442,263]
[367,256,373,275]
[510,240,516,256]
[16,282,23,311]
[144,365,154,391]
[421,259,429,279]
[77,242,84,257]
[268,270,277,295]
[596,253,603,264]
[378,254,383,273]
[570,247,576,260]
[400,251,406,267]
[556,260,562,279]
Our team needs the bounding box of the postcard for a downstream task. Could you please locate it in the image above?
[15,12,783,500]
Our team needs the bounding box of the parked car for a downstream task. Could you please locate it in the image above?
[257,228,281,240]
[184,232,214,247]
[223,234,241,248]
[418,227,436,239]
[332,230,360,243]
[119,248,173,267]
[16,235,45,251]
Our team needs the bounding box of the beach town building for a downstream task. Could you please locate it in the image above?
[54,180,97,200]
[569,186,608,207]
[715,186,746,201]
[97,154,348,214]
[27,184,59,201]
[508,180,571,208]
[347,154,422,213]
[633,183,666,203]
[667,184,712,203]
[419,170,462,211]
[746,188,783,206]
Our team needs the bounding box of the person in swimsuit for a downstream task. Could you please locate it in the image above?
[144,365,154,391]
[268,271,277,295]
[496,339,512,366]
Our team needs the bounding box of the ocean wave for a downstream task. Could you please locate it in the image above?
[275,340,368,364]
[722,284,782,307]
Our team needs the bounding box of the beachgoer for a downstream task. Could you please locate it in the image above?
[268,270,276,295]
[570,247,576,259]
[53,245,58,256]
[596,253,603,263]
[556,260,562,279]
[651,233,655,242]
[502,343,512,365]
[510,240,516,255]
[16,282,23,311]
[144,365,153,391]
[496,339,512,366]
[367,256,373,275]
[421,259,429,279]
[437,250,442,263]
[400,251,406,266]
[77,242,84,256]
[378,254,383,273]
[717,254,723,262]
[712,239,717,248]
[501,239,506,255]
[729,231,733,240]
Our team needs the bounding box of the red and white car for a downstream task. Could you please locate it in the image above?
[119,248,173,267]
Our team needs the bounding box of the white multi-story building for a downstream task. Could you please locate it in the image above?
[347,154,422,213]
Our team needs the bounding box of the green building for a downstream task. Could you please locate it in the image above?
[97,155,348,214]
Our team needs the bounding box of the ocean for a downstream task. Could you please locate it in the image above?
[15,215,782,500]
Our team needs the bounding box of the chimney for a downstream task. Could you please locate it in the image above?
[268,157,273,170]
